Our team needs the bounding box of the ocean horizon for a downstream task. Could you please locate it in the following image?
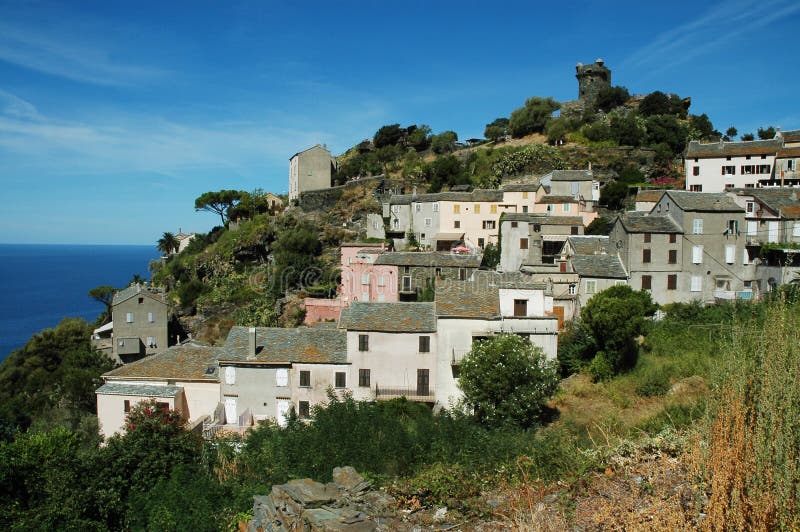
[0,243,159,362]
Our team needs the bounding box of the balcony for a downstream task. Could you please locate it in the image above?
[713,290,754,301]
[452,348,470,365]
[374,385,435,402]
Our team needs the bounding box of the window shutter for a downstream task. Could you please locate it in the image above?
[693,219,703,234]
[692,245,703,264]
[691,275,702,292]
[725,245,735,264]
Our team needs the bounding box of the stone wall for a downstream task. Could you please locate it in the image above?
[298,176,385,212]
[303,298,344,325]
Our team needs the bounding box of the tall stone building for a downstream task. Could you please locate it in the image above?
[288,144,336,201]
[576,58,611,106]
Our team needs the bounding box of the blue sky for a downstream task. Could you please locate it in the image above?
[1,0,798,244]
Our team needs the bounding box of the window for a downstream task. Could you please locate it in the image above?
[559,262,567,272]
[562,203,570,212]
[298,401,310,419]
[643,233,651,243]
[137,297,144,304]
[643,249,651,263]
[424,218,432,227]
[300,370,310,387]
[335,372,346,388]
[511,221,518,228]
[513,299,527,317]
[434,267,442,277]
[478,238,485,248]
[546,204,553,213]
[669,233,677,244]
[667,274,677,290]
[402,275,412,291]
[758,165,771,174]
[741,165,756,174]
[361,272,370,285]
[794,222,800,238]
[124,400,131,413]
[692,219,703,235]
[225,366,235,385]
[459,268,467,281]
[454,220,461,229]
[746,201,755,214]
[126,312,133,323]
[725,184,734,190]
[482,220,496,229]
[275,368,288,387]
[693,166,700,176]
[722,166,736,175]
[571,226,579,235]
[641,275,652,290]
[520,238,529,249]
[417,369,430,395]
[358,369,370,387]
[146,336,155,348]
[474,204,481,214]
[453,204,460,214]
[419,336,430,352]
[691,275,702,292]
[433,203,439,212]
[522,192,528,199]
[147,312,154,323]
[415,203,421,212]
[391,205,399,213]
[156,402,169,412]
[377,275,385,287]
[690,185,703,192]
[490,204,497,214]
[568,283,577,295]
[746,155,751,160]
[727,220,739,234]
[522,206,529,213]
[668,250,677,264]
[585,280,597,294]
[692,245,703,264]
[358,334,369,351]
[725,245,736,264]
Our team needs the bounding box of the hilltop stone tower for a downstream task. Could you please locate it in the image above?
[576,58,611,107]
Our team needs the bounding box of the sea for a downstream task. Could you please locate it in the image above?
[0,244,159,362]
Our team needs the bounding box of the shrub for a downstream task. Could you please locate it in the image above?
[588,352,614,381]
[635,368,671,397]
[508,97,560,138]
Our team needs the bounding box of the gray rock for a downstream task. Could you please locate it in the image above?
[281,479,340,507]
[333,466,370,492]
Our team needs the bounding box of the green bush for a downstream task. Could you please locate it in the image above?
[635,368,671,397]
[589,352,614,381]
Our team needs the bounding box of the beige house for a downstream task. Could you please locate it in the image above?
[499,214,585,272]
[289,144,336,201]
[111,284,169,364]
[96,341,222,438]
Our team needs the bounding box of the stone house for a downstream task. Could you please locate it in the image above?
[611,191,756,304]
[95,341,222,438]
[289,144,336,201]
[373,251,482,301]
[531,170,600,226]
[111,283,169,363]
[634,190,667,212]
[339,242,393,304]
[500,180,544,214]
[684,129,800,192]
[499,214,585,272]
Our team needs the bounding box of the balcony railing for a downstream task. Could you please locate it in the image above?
[452,348,470,365]
[374,385,435,402]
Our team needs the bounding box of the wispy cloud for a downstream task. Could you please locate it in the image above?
[0,18,166,87]
[623,0,800,75]
[0,89,43,121]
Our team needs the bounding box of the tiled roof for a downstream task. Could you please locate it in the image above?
[566,236,610,255]
[635,190,667,203]
[96,382,183,398]
[618,213,682,233]
[103,342,223,381]
[780,129,800,144]
[374,252,482,268]
[570,254,627,279]
[435,281,500,319]
[666,191,743,212]
[746,188,800,219]
[777,147,800,157]
[501,214,585,225]
[685,139,781,158]
[538,195,578,204]
[546,170,594,181]
[112,284,167,306]
[339,302,436,333]
[501,180,542,192]
[220,326,347,364]
[389,189,504,205]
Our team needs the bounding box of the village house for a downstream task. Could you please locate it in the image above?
[684,129,800,192]
[611,191,756,305]
[289,144,337,201]
[531,170,600,226]
[175,228,196,253]
[111,283,169,364]
[499,214,585,272]
[373,251,483,301]
[634,189,667,212]
[95,341,223,438]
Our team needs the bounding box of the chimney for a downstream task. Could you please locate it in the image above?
[530,237,543,264]
[248,327,257,360]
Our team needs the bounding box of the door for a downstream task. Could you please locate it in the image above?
[416,369,430,396]
[224,397,237,425]
[768,221,779,243]
[276,400,290,427]
[553,306,565,329]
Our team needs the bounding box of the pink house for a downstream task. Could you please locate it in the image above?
[339,243,398,303]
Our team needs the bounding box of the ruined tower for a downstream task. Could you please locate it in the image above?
[576,58,611,106]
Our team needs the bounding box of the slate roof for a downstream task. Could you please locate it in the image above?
[389,189,503,205]
[501,180,542,192]
[566,236,610,255]
[617,213,682,233]
[435,281,500,319]
[470,270,547,289]
[746,188,800,219]
[539,195,578,204]
[357,248,384,255]
[502,214,584,225]
[103,342,223,381]
[290,144,331,159]
[342,242,385,248]
[373,252,482,268]
[96,382,183,398]
[570,254,627,279]
[112,284,168,306]
[685,139,781,158]
[777,147,800,157]
[339,302,436,333]
[635,190,667,203]
[665,191,743,212]
[546,170,594,181]
[220,326,347,364]
[780,129,800,144]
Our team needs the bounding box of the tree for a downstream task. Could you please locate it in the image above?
[724,126,738,141]
[88,285,116,322]
[481,243,500,269]
[600,181,629,210]
[545,117,572,145]
[405,124,431,151]
[484,117,509,141]
[425,155,468,193]
[430,130,458,154]
[458,334,558,428]
[741,132,755,141]
[194,190,243,225]
[645,114,688,153]
[271,221,323,296]
[581,285,657,376]
[594,85,630,112]
[584,216,613,235]
[689,113,715,140]
[610,114,645,147]
[617,166,645,185]
[509,97,560,138]
[639,91,671,116]
[373,124,404,149]
[758,126,776,140]
[157,232,179,256]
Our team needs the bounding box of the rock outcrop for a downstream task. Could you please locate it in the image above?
[246,467,396,532]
